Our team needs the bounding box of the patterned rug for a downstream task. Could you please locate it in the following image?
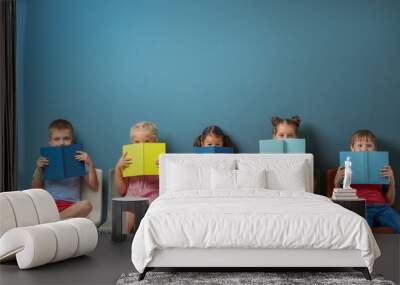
[116,271,396,285]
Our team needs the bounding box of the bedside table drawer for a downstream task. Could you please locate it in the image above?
[332,199,366,218]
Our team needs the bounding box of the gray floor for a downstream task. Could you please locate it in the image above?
[1,233,398,285]
[0,233,134,285]
[0,233,361,285]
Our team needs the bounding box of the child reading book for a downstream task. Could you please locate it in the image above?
[114,121,161,232]
[259,115,305,153]
[193,125,235,149]
[32,119,98,219]
[334,129,399,232]
[271,115,301,139]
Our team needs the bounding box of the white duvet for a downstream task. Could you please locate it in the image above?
[131,190,380,273]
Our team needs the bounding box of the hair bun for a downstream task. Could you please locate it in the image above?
[271,116,282,126]
[291,115,301,126]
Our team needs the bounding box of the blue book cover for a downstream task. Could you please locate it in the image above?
[192,146,234,153]
[368,152,389,185]
[339,151,389,185]
[40,146,64,180]
[40,144,86,180]
[340,152,368,184]
[259,140,284,153]
[63,144,86,178]
[259,139,305,153]
[284,139,306,153]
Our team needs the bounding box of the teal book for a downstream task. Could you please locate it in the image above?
[40,144,86,180]
[339,151,389,185]
[40,146,64,180]
[259,139,305,153]
[193,146,234,153]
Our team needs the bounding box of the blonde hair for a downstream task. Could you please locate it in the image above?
[350,129,377,148]
[130,121,159,142]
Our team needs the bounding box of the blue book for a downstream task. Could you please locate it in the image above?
[40,144,86,180]
[285,139,306,153]
[40,146,64,180]
[193,146,234,153]
[259,140,284,153]
[339,151,389,185]
[63,144,86,178]
[259,139,305,153]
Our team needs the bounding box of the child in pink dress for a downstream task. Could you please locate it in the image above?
[114,121,160,232]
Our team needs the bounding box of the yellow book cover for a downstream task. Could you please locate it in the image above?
[122,143,166,177]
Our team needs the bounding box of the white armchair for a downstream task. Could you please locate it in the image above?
[0,189,98,269]
[81,168,103,226]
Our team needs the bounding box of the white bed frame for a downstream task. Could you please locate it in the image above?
[140,154,371,280]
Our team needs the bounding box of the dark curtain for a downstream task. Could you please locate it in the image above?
[0,0,17,192]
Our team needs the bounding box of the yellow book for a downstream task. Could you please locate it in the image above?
[122,143,166,177]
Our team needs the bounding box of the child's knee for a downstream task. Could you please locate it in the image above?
[81,200,93,214]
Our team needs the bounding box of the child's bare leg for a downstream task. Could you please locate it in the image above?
[60,200,93,219]
[126,212,136,233]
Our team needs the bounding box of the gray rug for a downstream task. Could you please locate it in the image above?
[116,271,396,285]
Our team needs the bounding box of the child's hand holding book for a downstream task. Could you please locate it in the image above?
[36,156,49,169]
[334,167,345,188]
[116,152,132,171]
[380,165,394,183]
[74,151,94,167]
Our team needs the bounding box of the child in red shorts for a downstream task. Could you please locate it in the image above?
[32,119,98,219]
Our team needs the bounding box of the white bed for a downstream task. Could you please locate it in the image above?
[131,154,380,280]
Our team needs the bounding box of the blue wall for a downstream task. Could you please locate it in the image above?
[17,0,400,209]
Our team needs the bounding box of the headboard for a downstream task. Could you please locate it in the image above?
[159,154,314,195]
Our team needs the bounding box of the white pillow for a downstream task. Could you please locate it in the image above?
[167,162,210,191]
[266,162,306,191]
[211,168,236,190]
[238,159,308,191]
[166,159,235,191]
[211,169,267,190]
[237,169,267,189]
